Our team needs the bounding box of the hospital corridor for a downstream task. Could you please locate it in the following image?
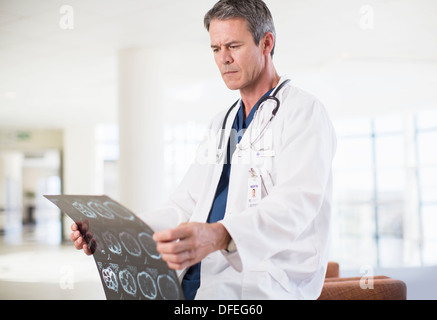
[1,0,437,301]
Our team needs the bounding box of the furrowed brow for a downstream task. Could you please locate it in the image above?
[211,41,243,49]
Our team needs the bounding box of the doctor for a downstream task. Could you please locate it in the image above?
[71,0,336,300]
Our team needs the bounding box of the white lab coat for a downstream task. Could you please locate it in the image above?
[141,76,337,300]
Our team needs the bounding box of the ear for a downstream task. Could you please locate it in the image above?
[261,32,275,56]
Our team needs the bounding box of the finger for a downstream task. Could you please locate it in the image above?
[74,239,81,250]
[83,231,94,243]
[165,250,194,264]
[79,221,89,234]
[153,229,182,243]
[83,243,93,256]
[153,223,194,242]
[161,252,194,270]
[70,230,81,242]
[88,238,97,254]
[156,238,192,255]
[165,261,187,270]
[75,221,82,231]
[74,234,87,250]
[82,220,90,231]
[75,237,92,255]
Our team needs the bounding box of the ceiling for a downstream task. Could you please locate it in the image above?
[1,0,437,129]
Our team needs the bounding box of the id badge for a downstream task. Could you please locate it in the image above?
[248,169,261,208]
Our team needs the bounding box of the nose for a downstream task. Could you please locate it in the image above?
[218,48,233,65]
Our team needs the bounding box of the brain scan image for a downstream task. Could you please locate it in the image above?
[102,231,122,255]
[137,271,157,300]
[88,201,114,220]
[119,232,142,257]
[72,201,96,218]
[104,201,135,221]
[157,274,179,300]
[102,267,118,292]
[138,232,161,259]
[119,269,137,296]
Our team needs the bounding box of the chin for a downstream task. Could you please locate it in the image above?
[222,78,242,91]
[225,84,240,91]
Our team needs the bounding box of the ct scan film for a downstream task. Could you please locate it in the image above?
[45,194,183,300]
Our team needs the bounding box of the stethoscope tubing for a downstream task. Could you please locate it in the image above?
[217,79,290,153]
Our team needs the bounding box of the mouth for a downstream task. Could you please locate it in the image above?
[223,71,238,76]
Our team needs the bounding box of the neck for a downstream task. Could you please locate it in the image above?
[240,64,280,119]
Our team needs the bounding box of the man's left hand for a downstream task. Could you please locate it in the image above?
[153,222,231,270]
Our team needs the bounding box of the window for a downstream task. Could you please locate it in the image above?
[416,109,437,266]
[102,110,437,269]
[331,108,437,269]
[163,121,207,194]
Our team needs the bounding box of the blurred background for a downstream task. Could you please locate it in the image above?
[0,0,436,299]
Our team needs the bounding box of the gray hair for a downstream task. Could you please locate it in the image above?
[204,0,276,57]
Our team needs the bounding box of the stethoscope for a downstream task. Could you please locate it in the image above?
[216,79,290,162]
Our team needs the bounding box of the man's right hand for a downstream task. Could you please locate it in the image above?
[70,222,93,256]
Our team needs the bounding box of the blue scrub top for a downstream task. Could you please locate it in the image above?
[181,89,274,300]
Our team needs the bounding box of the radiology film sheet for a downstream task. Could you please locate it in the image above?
[45,195,184,300]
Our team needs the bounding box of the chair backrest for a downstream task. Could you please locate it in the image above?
[325,261,339,278]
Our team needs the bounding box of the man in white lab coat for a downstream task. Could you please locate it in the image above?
[71,0,336,300]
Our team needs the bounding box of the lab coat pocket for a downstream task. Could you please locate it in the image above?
[258,167,275,197]
[265,261,293,293]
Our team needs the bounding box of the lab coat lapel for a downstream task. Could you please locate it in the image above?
[190,102,240,223]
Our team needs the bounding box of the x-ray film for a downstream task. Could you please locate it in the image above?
[45,194,184,300]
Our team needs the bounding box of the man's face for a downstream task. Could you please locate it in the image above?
[209,17,265,91]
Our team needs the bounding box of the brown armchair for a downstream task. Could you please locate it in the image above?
[318,262,407,300]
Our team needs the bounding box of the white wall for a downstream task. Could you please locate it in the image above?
[63,125,103,195]
[62,125,103,240]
